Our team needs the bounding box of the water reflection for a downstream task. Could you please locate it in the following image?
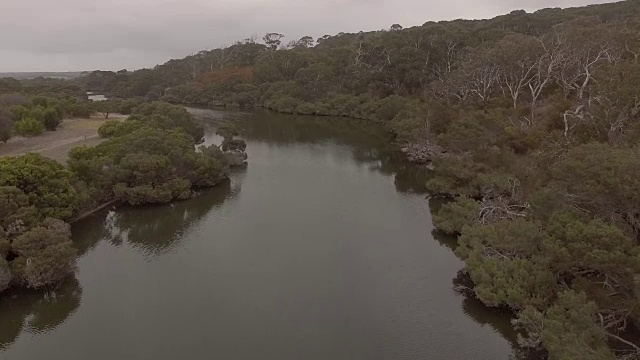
[0,278,81,350]
[236,111,430,194]
[0,176,241,350]
[74,176,238,259]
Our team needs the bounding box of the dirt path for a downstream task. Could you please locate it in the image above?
[0,116,116,163]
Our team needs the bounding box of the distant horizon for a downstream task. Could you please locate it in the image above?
[0,0,619,72]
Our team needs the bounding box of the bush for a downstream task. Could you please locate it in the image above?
[433,197,481,235]
[14,118,44,137]
[43,108,62,131]
[69,103,93,118]
[97,119,121,138]
[0,108,12,143]
[9,105,29,122]
[10,219,76,289]
[0,153,78,220]
[28,106,46,123]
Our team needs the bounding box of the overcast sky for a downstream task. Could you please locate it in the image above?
[0,0,617,72]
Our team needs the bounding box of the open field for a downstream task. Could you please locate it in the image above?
[0,115,122,163]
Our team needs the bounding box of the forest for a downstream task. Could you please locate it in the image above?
[1,0,640,358]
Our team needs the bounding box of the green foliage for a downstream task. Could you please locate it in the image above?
[13,117,44,136]
[28,106,45,123]
[131,102,204,142]
[550,143,640,235]
[9,105,29,122]
[69,102,93,118]
[118,97,144,114]
[69,128,228,205]
[425,156,485,197]
[0,186,38,229]
[97,119,143,138]
[433,197,480,235]
[93,99,120,119]
[10,218,76,289]
[43,107,61,130]
[6,95,73,134]
[0,108,12,143]
[0,154,78,220]
[456,220,555,309]
[516,291,616,360]
[216,122,240,140]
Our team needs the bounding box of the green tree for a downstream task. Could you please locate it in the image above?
[515,291,616,360]
[43,107,61,131]
[433,197,480,235]
[10,218,76,289]
[69,128,228,205]
[550,143,640,239]
[263,33,285,50]
[9,105,29,122]
[0,108,12,143]
[0,154,78,220]
[13,117,44,137]
[456,220,555,309]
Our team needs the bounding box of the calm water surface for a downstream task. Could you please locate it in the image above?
[0,110,522,359]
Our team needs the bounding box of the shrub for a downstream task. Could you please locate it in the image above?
[10,219,76,289]
[43,108,62,131]
[14,118,44,137]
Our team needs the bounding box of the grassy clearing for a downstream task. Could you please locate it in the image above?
[0,116,123,163]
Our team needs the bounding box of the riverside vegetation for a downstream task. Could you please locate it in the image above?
[0,98,232,298]
[3,0,640,358]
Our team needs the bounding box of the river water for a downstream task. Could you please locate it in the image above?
[0,109,522,359]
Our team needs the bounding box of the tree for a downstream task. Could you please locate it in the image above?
[491,34,544,109]
[433,197,480,235]
[0,186,38,231]
[550,143,640,239]
[0,154,78,220]
[28,106,45,123]
[9,105,29,122]
[69,127,229,205]
[13,118,44,137]
[456,219,555,309]
[297,36,315,48]
[43,107,61,131]
[390,24,403,31]
[94,99,120,119]
[131,102,204,143]
[0,107,12,143]
[316,35,331,45]
[263,33,285,50]
[10,219,76,289]
[515,291,616,360]
[589,60,640,143]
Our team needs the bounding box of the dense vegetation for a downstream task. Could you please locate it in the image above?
[73,1,640,358]
[0,81,93,143]
[0,0,638,357]
[0,101,230,296]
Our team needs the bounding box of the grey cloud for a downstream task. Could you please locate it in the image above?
[0,0,617,71]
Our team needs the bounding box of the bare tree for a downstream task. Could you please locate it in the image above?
[492,34,543,109]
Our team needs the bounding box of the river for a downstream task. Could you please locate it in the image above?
[0,109,523,359]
